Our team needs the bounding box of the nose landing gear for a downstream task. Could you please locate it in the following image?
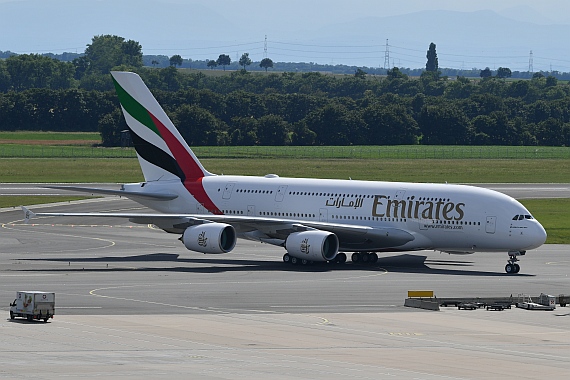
[505,250,525,273]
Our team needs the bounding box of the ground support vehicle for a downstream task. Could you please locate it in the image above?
[516,294,555,311]
[9,291,55,322]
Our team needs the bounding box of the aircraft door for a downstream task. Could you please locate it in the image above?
[275,185,288,202]
[395,190,406,199]
[486,216,496,234]
[196,203,206,214]
[247,205,255,216]
[319,208,328,222]
[222,182,236,199]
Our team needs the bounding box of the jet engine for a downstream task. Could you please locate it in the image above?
[285,231,339,262]
[182,223,237,254]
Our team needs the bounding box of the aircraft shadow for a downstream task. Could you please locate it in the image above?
[15,252,533,277]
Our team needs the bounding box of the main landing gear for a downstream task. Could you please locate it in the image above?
[281,252,380,266]
[351,252,378,264]
[505,250,525,274]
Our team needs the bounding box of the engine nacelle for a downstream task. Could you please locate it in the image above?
[285,231,339,262]
[182,223,237,254]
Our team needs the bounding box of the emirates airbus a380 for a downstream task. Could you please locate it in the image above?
[23,71,547,274]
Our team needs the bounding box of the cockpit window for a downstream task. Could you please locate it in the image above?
[513,214,534,221]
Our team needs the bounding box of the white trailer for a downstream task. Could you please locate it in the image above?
[9,291,55,322]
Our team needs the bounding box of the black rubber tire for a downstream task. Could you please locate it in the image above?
[505,264,514,273]
[337,252,347,264]
[351,253,361,263]
[283,253,291,263]
[370,253,379,263]
[514,264,520,273]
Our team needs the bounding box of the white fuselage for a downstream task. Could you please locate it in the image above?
[125,175,547,254]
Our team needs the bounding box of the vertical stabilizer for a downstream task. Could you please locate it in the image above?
[111,71,212,182]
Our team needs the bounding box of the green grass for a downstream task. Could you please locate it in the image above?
[0,144,134,158]
[0,131,100,141]
[0,196,91,209]
[0,158,568,183]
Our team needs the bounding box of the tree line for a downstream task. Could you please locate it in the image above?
[1,36,569,147]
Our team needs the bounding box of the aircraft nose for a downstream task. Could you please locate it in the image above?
[529,221,547,249]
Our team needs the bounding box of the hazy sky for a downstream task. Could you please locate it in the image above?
[2,0,569,70]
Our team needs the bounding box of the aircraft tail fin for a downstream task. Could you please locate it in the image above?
[22,206,36,224]
[110,71,213,183]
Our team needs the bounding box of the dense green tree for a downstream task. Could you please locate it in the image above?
[229,116,258,145]
[426,42,438,72]
[354,68,367,79]
[386,67,407,79]
[480,67,492,78]
[444,77,474,99]
[173,104,225,145]
[496,67,512,79]
[506,80,529,98]
[362,103,419,145]
[84,35,142,74]
[256,115,290,145]
[419,104,472,145]
[207,60,218,69]
[291,123,317,145]
[534,117,564,146]
[260,58,274,72]
[169,54,183,67]
[216,54,231,71]
[5,54,74,91]
[98,108,126,146]
[546,75,558,87]
[0,60,9,91]
[304,103,366,145]
[239,53,252,70]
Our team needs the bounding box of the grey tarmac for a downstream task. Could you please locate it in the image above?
[0,191,569,379]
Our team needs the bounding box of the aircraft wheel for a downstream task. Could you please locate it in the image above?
[283,253,291,264]
[337,252,347,264]
[370,253,378,263]
[291,257,298,265]
[301,259,309,265]
[505,263,514,273]
[351,253,361,263]
[514,264,520,273]
[361,253,370,263]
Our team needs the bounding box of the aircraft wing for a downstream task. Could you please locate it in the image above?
[43,185,178,201]
[22,207,414,250]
